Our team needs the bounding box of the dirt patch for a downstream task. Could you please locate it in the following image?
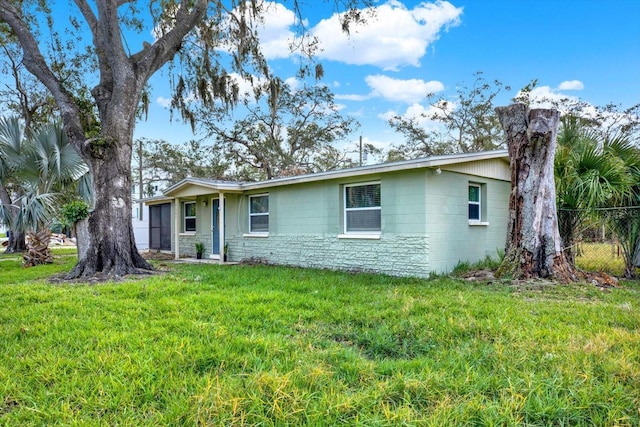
[460,268,620,292]
[141,251,175,261]
[0,397,20,415]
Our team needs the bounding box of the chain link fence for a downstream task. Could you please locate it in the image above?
[559,207,640,278]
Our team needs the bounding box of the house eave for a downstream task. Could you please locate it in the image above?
[157,149,510,197]
[163,178,243,198]
[243,149,509,190]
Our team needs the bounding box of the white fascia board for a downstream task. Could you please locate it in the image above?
[159,150,510,195]
[243,150,509,191]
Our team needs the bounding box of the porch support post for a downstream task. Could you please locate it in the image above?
[219,192,225,263]
[174,197,180,260]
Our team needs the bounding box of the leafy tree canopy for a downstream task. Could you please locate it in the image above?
[196,78,359,180]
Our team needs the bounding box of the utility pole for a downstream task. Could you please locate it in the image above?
[138,138,143,221]
[359,135,363,166]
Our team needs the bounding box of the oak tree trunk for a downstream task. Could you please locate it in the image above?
[0,0,209,279]
[495,104,580,283]
[65,102,153,279]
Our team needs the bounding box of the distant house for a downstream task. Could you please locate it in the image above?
[144,150,510,277]
[131,178,170,250]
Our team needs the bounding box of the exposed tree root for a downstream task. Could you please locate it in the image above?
[65,252,154,280]
[495,248,618,288]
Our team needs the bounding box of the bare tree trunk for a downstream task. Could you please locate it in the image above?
[495,104,580,283]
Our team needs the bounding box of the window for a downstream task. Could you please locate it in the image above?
[344,182,381,233]
[468,184,481,221]
[184,201,196,232]
[249,194,269,233]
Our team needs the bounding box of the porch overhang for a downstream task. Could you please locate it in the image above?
[163,178,243,198]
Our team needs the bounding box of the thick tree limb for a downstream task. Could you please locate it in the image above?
[0,1,86,148]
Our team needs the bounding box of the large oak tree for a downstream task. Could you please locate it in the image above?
[0,0,370,278]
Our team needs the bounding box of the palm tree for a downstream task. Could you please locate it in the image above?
[555,116,635,265]
[0,117,89,265]
[0,117,27,253]
[599,134,640,278]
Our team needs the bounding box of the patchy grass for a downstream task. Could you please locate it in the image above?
[0,255,639,425]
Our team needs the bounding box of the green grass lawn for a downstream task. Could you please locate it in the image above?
[1,252,639,426]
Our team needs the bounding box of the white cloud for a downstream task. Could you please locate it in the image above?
[557,80,584,91]
[335,93,373,102]
[212,1,297,59]
[520,85,581,109]
[365,75,444,103]
[226,72,264,99]
[516,80,584,108]
[284,76,301,91]
[156,96,172,108]
[379,102,447,128]
[256,2,299,59]
[311,1,463,70]
[336,75,444,104]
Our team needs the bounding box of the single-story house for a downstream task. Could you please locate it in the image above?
[144,150,511,277]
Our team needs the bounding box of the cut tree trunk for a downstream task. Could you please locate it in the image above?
[23,229,53,266]
[495,103,581,283]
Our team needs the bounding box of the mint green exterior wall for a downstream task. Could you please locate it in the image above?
[225,172,431,277]
[177,193,243,258]
[173,167,509,277]
[425,169,510,273]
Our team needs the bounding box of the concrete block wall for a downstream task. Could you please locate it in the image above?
[230,233,430,277]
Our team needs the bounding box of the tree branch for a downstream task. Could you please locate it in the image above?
[130,0,208,82]
[0,1,85,146]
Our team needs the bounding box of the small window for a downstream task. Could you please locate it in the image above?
[249,194,269,233]
[344,182,381,233]
[184,201,196,232]
[468,184,481,221]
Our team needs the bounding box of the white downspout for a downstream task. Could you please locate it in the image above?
[219,192,225,263]
[174,197,180,260]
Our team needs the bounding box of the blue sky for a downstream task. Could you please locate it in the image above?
[133,1,639,154]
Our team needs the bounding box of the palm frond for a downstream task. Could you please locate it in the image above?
[13,192,59,233]
[0,117,25,178]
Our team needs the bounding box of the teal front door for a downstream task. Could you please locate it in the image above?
[211,199,220,256]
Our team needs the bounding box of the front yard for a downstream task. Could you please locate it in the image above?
[1,251,639,425]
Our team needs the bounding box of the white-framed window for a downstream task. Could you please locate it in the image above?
[344,182,381,234]
[468,184,481,221]
[249,194,269,233]
[184,201,196,232]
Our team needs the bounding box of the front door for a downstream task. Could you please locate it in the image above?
[211,199,220,256]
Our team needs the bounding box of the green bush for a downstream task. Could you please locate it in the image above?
[61,200,90,225]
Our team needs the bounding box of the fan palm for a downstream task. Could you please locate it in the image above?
[0,117,89,265]
[0,117,27,253]
[555,115,635,265]
[600,134,640,277]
